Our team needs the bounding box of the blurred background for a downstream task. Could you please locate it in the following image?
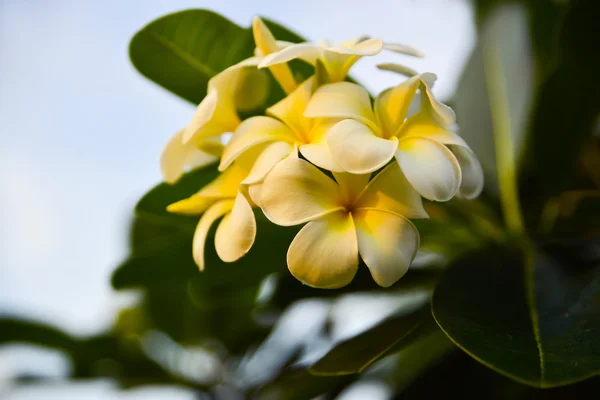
[4,0,597,399]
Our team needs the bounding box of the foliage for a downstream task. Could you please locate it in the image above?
[3,1,600,398]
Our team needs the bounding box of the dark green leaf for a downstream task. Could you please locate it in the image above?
[432,240,600,388]
[0,317,77,351]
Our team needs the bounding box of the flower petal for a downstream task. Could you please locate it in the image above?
[396,136,461,201]
[215,192,257,262]
[242,141,293,184]
[259,43,322,67]
[451,145,484,199]
[261,156,343,226]
[287,211,358,288]
[160,129,217,184]
[327,119,397,174]
[398,114,469,147]
[419,72,456,126]
[328,37,383,56]
[219,116,295,171]
[166,196,217,216]
[374,75,420,136]
[247,183,263,208]
[267,77,314,136]
[354,209,419,287]
[376,63,419,78]
[304,82,378,130]
[383,43,425,57]
[355,162,428,219]
[192,199,235,271]
[182,90,217,143]
[299,141,344,172]
[333,172,370,205]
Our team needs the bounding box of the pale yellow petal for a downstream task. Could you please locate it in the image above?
[287,211,358,289]
[260,156,344,226]
[259,43,322,67]
[197,162,248,198]
[355,162,428,219]
[376,63,419,78]
[419,72,456,126]
[354,209,419,287]
[328,38,383,56]
[299,142,344,172]
[192,199,235,271]
[219,116,295,171]
[304,82,378,130]
[398,114,468,147]
[242,141,293,184]
[374,75,420,137]
[327,119,397,174]
[333,172,370,205]
[451,145,484,200]
[267,77,314,136]
[383,43,425,57]
[182,90,217,143]
[215,192,257,263]
[396,137,461,201]
[248,183,263,208]
[208,56,261,93]
[160,129,217,184]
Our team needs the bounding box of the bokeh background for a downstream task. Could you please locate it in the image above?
[2,0,475,398]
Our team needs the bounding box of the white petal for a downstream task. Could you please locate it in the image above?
[304,82,378,130]
[160,129,217,184]
[219,116,295,171]
[419,72,456,126]
[287,211,358,288]
[192,200,235,271]
[215,192,257,262]
[354,209,419,287]
[376,63,419,77]
[259,43,322,67]
[383,43,425,57]
[396,137,462,201]
[355,162,428,219]
[260,156,343,226]
[333,172,370,205]
[182,90,218,143]
[451,145,484,199]
[327,119,397,174]
[328,38,383,56]
[398,114,469,147]
[242,141,293,184]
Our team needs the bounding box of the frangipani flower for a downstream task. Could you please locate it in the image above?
[260,156,428,288]
[218,77,343,181]
[305,72,484,201]
[166,152,262,270]
[259,37,423,82]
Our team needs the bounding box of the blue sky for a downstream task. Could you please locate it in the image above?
[0,0,474,394]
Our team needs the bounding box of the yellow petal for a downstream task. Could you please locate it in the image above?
[242,141,293,184]
[398,114,468,147]
[215,192,257,262]
[396,136,461,201]
[323,38,383,81]
[192,199,235,271]
[376,63,419,78]
[160,129,217,184]
[252,16,297,93]
[333,172,370,206]
[259,43,322,67]
[451,145,484,199]
[328,37,383,56]
[247,183,263,208]
[355,162,428,219]
[182,90,240,144]
[327,119,397,174]
[419,72,456,126]
[383,43,424,57]
[374,75,420,137]
[287,211,358,288]
[267,77,314,137]
[260,156,344,226]
[219,116,295,171]
[166,196,217,216]
[354,209,419,287]
[304,82,378,130]
[299,141,344,172]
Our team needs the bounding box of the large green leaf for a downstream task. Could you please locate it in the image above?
[309,306,432,375]
[432,240,600,387]
[129,9,309,107]
[0,317,77,351]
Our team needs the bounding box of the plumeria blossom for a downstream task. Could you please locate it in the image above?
[160,17,296,183]
[218,76,344,181]
[259,37,423,82]
[166,150,266,271]
[260,155,429,288]
[304,70,484,201]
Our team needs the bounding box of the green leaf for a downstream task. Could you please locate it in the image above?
[0,317,77,351]
[432,240,600,388]
[309,306,431,376]
[129,9,308,106]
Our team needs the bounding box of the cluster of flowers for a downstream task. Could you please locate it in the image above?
[161,17,484,289]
